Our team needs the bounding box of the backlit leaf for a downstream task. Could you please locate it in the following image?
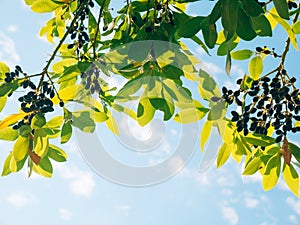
[0,113,28,130]
[282,163,299,197]
[217,143,231,168]
[249,56,263,80]
[200,120,212,151]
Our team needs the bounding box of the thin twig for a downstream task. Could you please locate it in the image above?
[93,0,106,58]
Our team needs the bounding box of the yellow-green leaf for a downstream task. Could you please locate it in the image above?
[249,56,263,80]
[0,96,7,112]
[262,154,281,191]
[174,108,207,124]
[31,0,60,13]
[90,111,109,123]
[106,115,119,135]
[32,157,53,178]
[52,84,81,104]
[13,136,29,161]
[200,120,212,151]
[0,62,9,80]
[9,155,18,172]
[282,163,299,197]
[243,157,263,175]
[0,113,28,130]
[217,143,231,168]
[1,153,12,176]
[46,116,63,128]
[0,127,18,141]
[137,97,155,126]
[34,129,49,158]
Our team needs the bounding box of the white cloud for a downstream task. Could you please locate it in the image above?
[0,32,20,67]
[6,191,38,208]
[230,65,245,77]
[244,197,259,208]
[216,174,235,187]
[221,205,239,225]
[289,215,299,224]
[242,172,262,183]
[59,208,72,220]
[221,189,233,196]
[116,204,131,215]
[7,25,18,33]
[196,172,210,185]
[58,165,96,198]
[200,61,223,75]
[289,215,299,225]
[287,197,300,215]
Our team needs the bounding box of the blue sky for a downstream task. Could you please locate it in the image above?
[0,1,300,225]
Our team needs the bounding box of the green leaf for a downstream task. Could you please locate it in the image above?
[33,157,53,178]
[61,121,72,144]
[78,61,91,73]
[31,113,46,129]
[31,0,60,13]
[19,125,32,138]
[202,23,218,49]
[292,20,300,34]
[242,0,264,17]
[198,69,221,101]
[289,142,300,164]
[236,8,257,41]
[243,156,263,175]
[209,0,223,24]
[208,101,227,121]
[282,163,299,197]
[0,127,18,141]
[248,55,263,80]
[217,143,231,168]
[88,12,101,43]
[72,111,96,133]
[225,47,231,75]
[200,120,212,151]
[217,41,238,56]
[221,0,238,39]
[251,15,272,37]
[48,144,67,162]
[1,153,12,176]
[13,136,29,161]
[177,16,204,38]
[273,0,289,20]
[116,76,144,100]
[231,49,254,60]
[262,153,281,191]
[0,81,19,97]
[243,133,275,147]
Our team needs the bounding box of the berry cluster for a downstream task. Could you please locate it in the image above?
[81,63,103,95]
[142,3,175,33]
[3,66,64,130]
[223,70,300,142]
[67,0,94,57]
[288,0,298,9]
[4,65,23,83]
[18,81,55,114]
[256,46,281,58]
